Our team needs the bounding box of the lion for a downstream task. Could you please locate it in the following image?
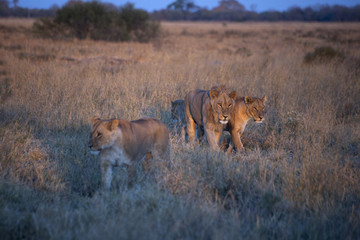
[184,86,237,150]
[225,95,266,152]
[88,116,170,191]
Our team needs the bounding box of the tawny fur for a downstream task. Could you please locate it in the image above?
[226,96,266,152]
[88,116,170,191]
[184,86,237,150]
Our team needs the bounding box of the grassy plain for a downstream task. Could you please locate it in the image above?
[0,18,359,239]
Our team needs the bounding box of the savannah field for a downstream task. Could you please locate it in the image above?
[0,18,359,239]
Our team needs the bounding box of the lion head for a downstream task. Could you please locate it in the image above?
[88,116,120,154]
[244,96,266,123]
[209,86,237,125]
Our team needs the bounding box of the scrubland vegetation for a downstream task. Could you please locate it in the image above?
[0,19,359,239]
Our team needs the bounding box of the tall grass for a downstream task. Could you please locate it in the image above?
[0,20,359,239]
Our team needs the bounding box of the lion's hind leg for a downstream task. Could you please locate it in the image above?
[196,125,204,144]
[141,152,153,173]
[186,117,196,144]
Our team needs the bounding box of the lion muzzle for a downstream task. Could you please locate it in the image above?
[254,116,264,123]
[219,114,230,124]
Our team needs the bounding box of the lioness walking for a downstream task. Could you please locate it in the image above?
[184,86,237,150]
[226,95,266,152]
[88,116,170,191]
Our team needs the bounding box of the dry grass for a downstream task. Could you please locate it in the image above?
[0,19,359,239]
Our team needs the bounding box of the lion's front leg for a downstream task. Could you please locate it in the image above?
[204,128,220,151]
[214,130,222,146]
[101,162,112,191]
[230,129,244,152]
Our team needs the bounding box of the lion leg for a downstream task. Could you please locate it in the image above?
[186,117,196,144]
[214,130,222,146]
[180,126,187,142]
[220,134,234,153]
[101,162,112,191]
[156,143,170,169]
[127,163,137,186]
[142,152,153,173]
[230,129,244,152]
[197,125,204,143]
[204,128,220,151]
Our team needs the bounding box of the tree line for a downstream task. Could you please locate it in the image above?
[153,0,360,21]
[0,0,360,21]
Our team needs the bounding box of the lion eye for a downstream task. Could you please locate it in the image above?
[97,132,102,138]
[217,103,222,108]
[228,104,232,108]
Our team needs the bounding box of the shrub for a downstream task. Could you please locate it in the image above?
[32,2,159,42]
[303,46,343,64]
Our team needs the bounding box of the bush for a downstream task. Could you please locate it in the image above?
[32,2,159,42]
[303,46,343,64]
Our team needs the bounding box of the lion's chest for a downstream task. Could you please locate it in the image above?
[100,146,131,166]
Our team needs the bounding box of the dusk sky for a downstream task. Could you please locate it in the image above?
[17,0,360,12]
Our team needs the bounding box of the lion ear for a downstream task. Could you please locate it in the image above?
[209,89,219,100]
[109,119,119,131]
[244,96,253,104]
[262,96,267,103]
[229,91,237,100]
[91,116,101,126]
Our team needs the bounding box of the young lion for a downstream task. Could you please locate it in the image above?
[184,86,237,150]
[226,96,266,152]
[88,116,170,191]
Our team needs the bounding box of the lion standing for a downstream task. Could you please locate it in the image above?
[184,86,237,150]
[226,95,266,152]
[88,116,170,191]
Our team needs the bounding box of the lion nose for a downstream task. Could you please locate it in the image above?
[223,114,229,120]
[88,143,93,149]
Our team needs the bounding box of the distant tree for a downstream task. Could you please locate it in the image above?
[0,0,10,16]
[153,3,360,22]
[12,0,18,8]
[259,10,282,21]
[167,0,197,12]
[284,6,304,21]
[167,0,199,19]
[65,0,82,6]
[213,0,245,12]
[303,7,315,21]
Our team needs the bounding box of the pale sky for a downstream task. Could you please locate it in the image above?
[17,0,360,12]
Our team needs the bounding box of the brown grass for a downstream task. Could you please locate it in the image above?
[0,19,359,239]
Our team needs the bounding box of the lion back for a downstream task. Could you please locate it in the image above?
[184,89,208,126]
[130,118,169,153]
